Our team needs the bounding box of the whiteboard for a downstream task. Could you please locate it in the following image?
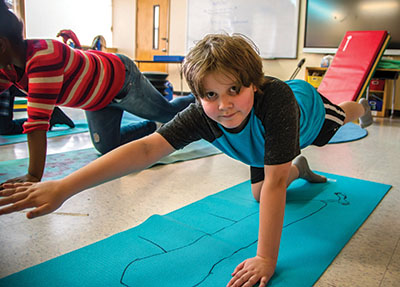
[186,0,300,59]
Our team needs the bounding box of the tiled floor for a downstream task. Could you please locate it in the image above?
[0,108,399,286]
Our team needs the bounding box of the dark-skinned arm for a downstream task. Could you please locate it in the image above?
[0,130,46,188]
[27,130,47,181]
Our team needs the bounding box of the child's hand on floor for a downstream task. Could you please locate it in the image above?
[0,180,67,218]
[0,173,41,190]
[227,255,275,287]
[0,173,40,190]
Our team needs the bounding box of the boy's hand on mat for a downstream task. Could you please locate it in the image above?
[0,173,40,190]
[0,181,66,218]
[227,255,275,287]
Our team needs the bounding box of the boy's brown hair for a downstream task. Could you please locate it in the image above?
[182,33,265,98]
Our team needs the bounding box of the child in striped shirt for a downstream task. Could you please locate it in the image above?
[0,2,194,185]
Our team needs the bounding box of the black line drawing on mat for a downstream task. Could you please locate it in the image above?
[119,192,349,286]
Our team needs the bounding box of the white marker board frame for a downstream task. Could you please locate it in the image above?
[186,0,300,59]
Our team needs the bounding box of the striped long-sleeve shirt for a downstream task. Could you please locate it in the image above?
[0,39,125,133]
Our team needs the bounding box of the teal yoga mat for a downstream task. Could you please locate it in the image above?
[0,113,151,146]
[0,140,221,182]
[0,119,89,146]
[0,173,391,286]
[328,122,368,144]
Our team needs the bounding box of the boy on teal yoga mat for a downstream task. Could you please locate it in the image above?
[0,1,194,186]
[0,33,372,286]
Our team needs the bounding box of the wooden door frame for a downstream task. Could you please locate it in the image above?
[135,0,170,72]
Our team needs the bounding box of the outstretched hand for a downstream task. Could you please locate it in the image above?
[227,255,275,287]
[0,181,67,218]
[0,174,40,190]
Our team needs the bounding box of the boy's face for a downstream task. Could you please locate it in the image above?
[200,72,255,129]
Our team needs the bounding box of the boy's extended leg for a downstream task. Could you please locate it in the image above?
[338,99,372,128]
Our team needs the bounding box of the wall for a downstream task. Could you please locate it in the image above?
[25,0,113,47]
[164,0,324,91]
[112,0,136,58]
[112,0,400,109]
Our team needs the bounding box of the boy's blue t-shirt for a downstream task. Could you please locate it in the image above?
[158,78,325,167]
[286,79,326,148]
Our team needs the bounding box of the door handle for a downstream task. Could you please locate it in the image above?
[161,48,167,52]
[161,37,169,43]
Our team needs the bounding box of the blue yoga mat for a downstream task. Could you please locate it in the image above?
[0,140,221,182]
[0,113,151,146]
[328,122,367,144]
[0,119,89,146]
[0,173,391,286]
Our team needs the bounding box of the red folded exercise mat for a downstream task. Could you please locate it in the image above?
[318,30,390,104]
